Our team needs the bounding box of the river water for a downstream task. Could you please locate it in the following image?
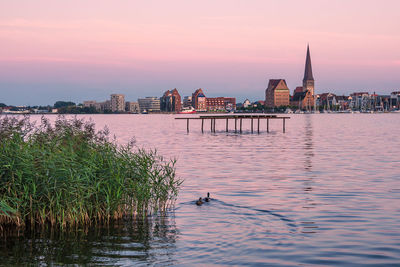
[2,114,400,266]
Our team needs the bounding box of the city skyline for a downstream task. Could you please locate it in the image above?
[1,0,400,105]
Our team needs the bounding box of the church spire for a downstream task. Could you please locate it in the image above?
[302,44,315,96]
[303,44,314,82]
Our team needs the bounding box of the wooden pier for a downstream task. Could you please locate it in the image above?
[175,114,290,133]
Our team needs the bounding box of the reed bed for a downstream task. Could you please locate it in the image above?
[0,116,182,230]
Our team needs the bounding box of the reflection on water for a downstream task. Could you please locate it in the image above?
[0,215,178,266]
[303,115,314,172]
[302,115,317,222]
[2,114,400,266]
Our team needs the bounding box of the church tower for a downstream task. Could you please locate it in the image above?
[303,45,315,96]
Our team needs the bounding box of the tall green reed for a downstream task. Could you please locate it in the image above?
[0,116,182,230]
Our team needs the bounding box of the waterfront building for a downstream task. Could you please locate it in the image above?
[254,100,265,106]
[183,96,193,108]
[125,101,139,113]
[290,45,316,110]
[335,95,351,110]
[206,97,236,111]
[138,97,161,113]
[83,101,97,108]
[265,79,290,108]
[243,99,251,108]
[319,93,337,109]
[95,100,111,112]
[303,45,315,96]
[160,90,171,112]
[1,106,29,114]
[192,88,207,111]
[374,94,391,111]
[291,90,314,110]
[390,91,400,109]
[111,94,125,112]
[160,88,182,112]
[350,92,369,110]
[294,86,303,94]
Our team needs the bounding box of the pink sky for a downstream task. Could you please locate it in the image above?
[1,0,400,105]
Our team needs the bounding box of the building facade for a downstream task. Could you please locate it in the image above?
[160,88,182,112]
[111,94,125,112]
[349,92,369,110]
[192,88,207,111]
[291,90,314,109]
[243,99,251,108]
[206,97,236,111]
[95,100,111,112]
[138,97,161,112]
[83,101,97,108]
[125,101,139,113]
[183,96,192,108]
[265,79,290,108]
[391,91,400,109]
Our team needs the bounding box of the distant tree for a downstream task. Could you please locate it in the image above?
[0,103,6,108]
[58,106,81,114]
[81,106,99,114]
[54,101,76,108]
[38,105,52,111]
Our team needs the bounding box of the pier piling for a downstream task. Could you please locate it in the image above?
[283,118,286,133]
[235,118,237,133]
[176,115,289,134]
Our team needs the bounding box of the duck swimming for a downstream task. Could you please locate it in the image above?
[195,197,204,206]
[204,192,210,202]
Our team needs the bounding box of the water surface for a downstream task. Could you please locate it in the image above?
[2,114,400,266]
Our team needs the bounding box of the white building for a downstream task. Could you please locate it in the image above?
[83,101,97,108]
[125,101,140,113]
[111,94,125,112]
[95,100,111,112]
[138,97,161,113]
[243,99,251,108]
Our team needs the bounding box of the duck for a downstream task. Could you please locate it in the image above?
[204,192,211,202]
[195,197,204,206]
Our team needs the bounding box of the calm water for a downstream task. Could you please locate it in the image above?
[1,114,400,266]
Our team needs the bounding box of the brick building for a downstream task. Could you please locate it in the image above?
[192,88,207,111]
[206,97,236,111]
[290,45,316,110]
[265,79,290,108]
[160,88,182,112]
[291,90,314,109]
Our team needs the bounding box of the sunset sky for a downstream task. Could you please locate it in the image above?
[1,0,400,105]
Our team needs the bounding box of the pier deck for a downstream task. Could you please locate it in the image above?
[175,114,290,133]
